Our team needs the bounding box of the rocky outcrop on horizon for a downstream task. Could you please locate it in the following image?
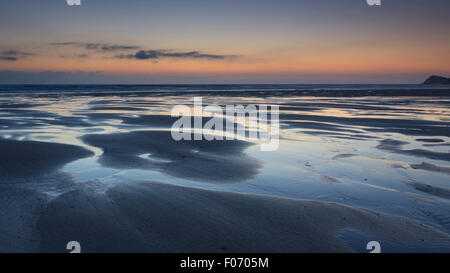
[423,75,450,84]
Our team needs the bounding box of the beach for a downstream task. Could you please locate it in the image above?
[0,85,450,252]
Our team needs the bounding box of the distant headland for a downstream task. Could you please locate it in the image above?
[423,75,450,85]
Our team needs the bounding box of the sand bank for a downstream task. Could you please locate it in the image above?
[36,181,450,253]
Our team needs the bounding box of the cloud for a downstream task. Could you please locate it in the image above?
[59,54,89,59]
[0,50,35,61]
[118,50,236,60]
[0,56,17,61]
[97,44,140,52]
[49,42,236,61]
[50,42,140,52]
[1,50,34,56]
[49,42,79,46]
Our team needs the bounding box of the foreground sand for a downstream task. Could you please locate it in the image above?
[30,181,449,253]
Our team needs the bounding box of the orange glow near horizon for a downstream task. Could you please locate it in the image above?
[2,47,448,77]
[1,1,449,83]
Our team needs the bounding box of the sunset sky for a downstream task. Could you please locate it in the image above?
[0,0,449,84]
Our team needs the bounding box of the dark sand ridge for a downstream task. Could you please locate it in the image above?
[293,130,379,141]
[281,102,398,111]
[36,116,94,128]
[376,139,450,162]
[423,143,450,147]
[83,112,240,133]
[0,139,94,252]
[0,100,47,109]
[330,135,380,141]
[332,154,450,173]
[82,131,261,183]
[120,115,223,128]
[88,106,149,112]
[0,139,94,180]
[0,109,57,117]
[410,162,450,175]
[87,99,168,106]
[279,113,450,137]
[416,138,445,143]
[87,99,125,105]
[280,121,379,141]
[0,107,95,129]
[403,180,450,200]
[36,181,450,253]
[81,112,126,121]
[332,153,358,160]
[281,120,361,133]
[0,118,38,129]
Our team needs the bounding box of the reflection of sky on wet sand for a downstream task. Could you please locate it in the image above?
[1,93,450,233]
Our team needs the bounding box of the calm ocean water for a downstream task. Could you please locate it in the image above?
[0,84,449,94]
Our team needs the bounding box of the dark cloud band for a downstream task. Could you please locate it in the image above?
[50,42,140,52]
[119,50,235,60]
[0,50,34,61]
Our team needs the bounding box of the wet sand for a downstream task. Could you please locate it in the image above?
[0,139,93,180]
[82,131,261,183]
[36,181,450,253]
[1,88,450,252]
